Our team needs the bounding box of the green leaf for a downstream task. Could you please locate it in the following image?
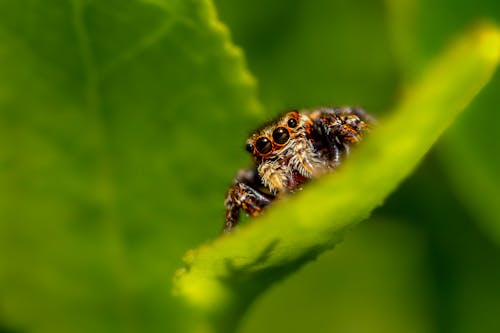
[440,72,500,245]
[240,220,434,333]
[174,24,500,332]
[0,0,260,332]
[385,0,500,246]
[215,0,399,112]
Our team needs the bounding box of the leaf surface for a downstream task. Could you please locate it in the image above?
[0,0,260,332]
[174,24,500,332]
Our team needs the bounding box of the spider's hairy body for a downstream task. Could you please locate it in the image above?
[223,106,374,233]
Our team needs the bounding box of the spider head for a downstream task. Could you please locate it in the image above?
[244,110,312,192]
[245,111,304,158]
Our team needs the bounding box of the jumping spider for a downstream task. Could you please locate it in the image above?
[224,106,374,233]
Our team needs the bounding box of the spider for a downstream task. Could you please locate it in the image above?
[223,106,374,233]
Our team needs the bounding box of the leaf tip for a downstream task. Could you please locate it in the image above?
[174,273,229,310]
[475,23,500,64]
[183,248,197,265]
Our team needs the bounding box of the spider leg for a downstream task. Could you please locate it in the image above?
[311,107,372,167]
[224,168,274,233]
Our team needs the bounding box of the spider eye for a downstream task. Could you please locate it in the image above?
[272,127,290,145]
[245,143,254,153]
[287,118,298,128]
[255,137,272,154]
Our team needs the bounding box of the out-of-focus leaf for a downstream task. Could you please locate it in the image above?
[215,0,399,113]
[420,0,500,245]
[240,220,434,333]
[174,25,500,333]
[385,0,500,245]
[0,0,260,332]
[382,157,500,333]
[385,0,500,327]
[440,74,500,245]
[384,0,423,80]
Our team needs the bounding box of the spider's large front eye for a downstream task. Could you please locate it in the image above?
[255,137,273,154]
[272,127,289,145]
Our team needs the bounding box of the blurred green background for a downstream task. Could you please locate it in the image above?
[1,0,499,332]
